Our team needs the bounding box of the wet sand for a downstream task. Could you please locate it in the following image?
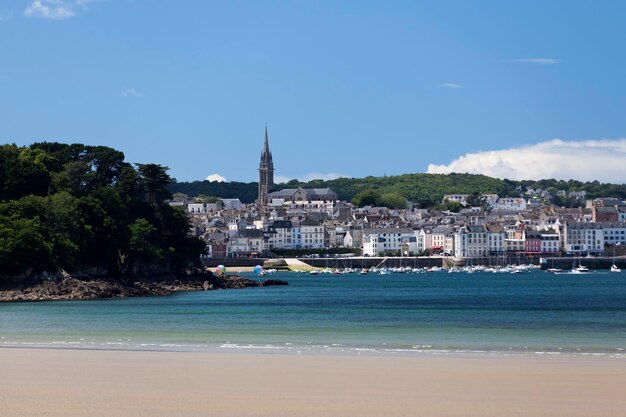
[1,348,625,417]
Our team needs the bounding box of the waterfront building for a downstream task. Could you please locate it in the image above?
[300,217,325,249]
[563,222,604,255]
[454,225,489,258]
[524,230,560,255]
[362,228,416,256]
[601,223,626,246]
[486,224,506,256]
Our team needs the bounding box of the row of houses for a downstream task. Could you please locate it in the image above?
[173,190,626,258]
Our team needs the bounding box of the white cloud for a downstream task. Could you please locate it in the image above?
[24,0,99,19]
[25,1,76,19]
[120,87,143,98]
[509,58,560,65]
[427,138,626,183]
[205,173,227,182]
[441,83,463,89]
[275,172,346,183]
[0,10,13,21]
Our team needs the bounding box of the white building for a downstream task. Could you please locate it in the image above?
[187,203,207,214]
[491,198,527,211]
[229,229,265,254]
[362,228,417,256]
[601,223,626,246]
[443,194,469,206]
[563,222,604,255]
[486,225,506,255]
[454,225,489,258]
[344,229,363,248]
[300,218,325,249]
[266,220,293,250]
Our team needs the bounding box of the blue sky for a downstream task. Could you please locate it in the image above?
[2,1,626,183]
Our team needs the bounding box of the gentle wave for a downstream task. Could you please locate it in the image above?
[2,340,625,359]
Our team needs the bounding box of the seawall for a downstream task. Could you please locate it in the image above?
[203,255,626,270]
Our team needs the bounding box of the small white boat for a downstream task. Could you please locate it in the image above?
[547,268,562,273]
[610,264,621,273]
[309,270,319,275]
[574,265,589,272]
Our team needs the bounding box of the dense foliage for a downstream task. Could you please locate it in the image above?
[168,180,258,203]
[0,143,205,278]
[170,173,626,207]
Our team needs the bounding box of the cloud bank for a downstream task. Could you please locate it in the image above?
[205,173,226,182]
[25,1,76,19]
[427,139,626,183]
[24,0,98,20]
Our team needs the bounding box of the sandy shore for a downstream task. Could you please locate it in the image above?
[1,348,625,417]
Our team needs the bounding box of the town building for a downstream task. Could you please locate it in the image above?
[563,222,604,255]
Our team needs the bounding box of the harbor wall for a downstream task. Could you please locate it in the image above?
[202,255,626,270]
[539,256,626,270]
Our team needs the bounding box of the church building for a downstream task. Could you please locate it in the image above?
[257,126,275,205]
[256,127,337,206]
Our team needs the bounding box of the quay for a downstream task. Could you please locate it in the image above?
[203,256,626,271]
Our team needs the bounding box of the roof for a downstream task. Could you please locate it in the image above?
[363,227,414,235]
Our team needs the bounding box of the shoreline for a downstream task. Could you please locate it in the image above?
[2,342,625,360]
[1,347,625,417]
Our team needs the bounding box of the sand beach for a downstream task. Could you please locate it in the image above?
[1,348,624,417]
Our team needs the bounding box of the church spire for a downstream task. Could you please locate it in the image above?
[263,124,270,155]
[258,125,275,205]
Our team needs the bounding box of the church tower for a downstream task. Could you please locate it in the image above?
[257,126,274,205]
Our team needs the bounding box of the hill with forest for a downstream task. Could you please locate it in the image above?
[0,142,206,281]
[170,173,626,208]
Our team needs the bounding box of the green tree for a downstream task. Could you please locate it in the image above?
[352,189,381,207]
[378,192,407,209]
[136,164,172,207]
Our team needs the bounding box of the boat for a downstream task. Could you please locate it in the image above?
[547,268,562,273]
[571,265,589,273]
[610,245,621,273]
[309,270,319,275]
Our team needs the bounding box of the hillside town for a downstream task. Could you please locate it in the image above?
[170,129,626,259]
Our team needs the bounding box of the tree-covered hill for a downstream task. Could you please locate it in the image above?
[0,143,205,279]
[170,173,626,207]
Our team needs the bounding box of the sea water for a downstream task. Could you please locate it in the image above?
[1,270,625,357]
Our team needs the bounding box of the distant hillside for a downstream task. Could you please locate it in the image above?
[169,173,626,207]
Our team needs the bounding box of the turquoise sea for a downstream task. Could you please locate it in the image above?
[1,270,626,357]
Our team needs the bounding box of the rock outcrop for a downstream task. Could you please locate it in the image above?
[0,273,288,302]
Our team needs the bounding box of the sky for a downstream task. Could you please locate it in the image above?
[1,1,626,183]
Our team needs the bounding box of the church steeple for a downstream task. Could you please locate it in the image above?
[262,125,271,158]
[258,125,275,205]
